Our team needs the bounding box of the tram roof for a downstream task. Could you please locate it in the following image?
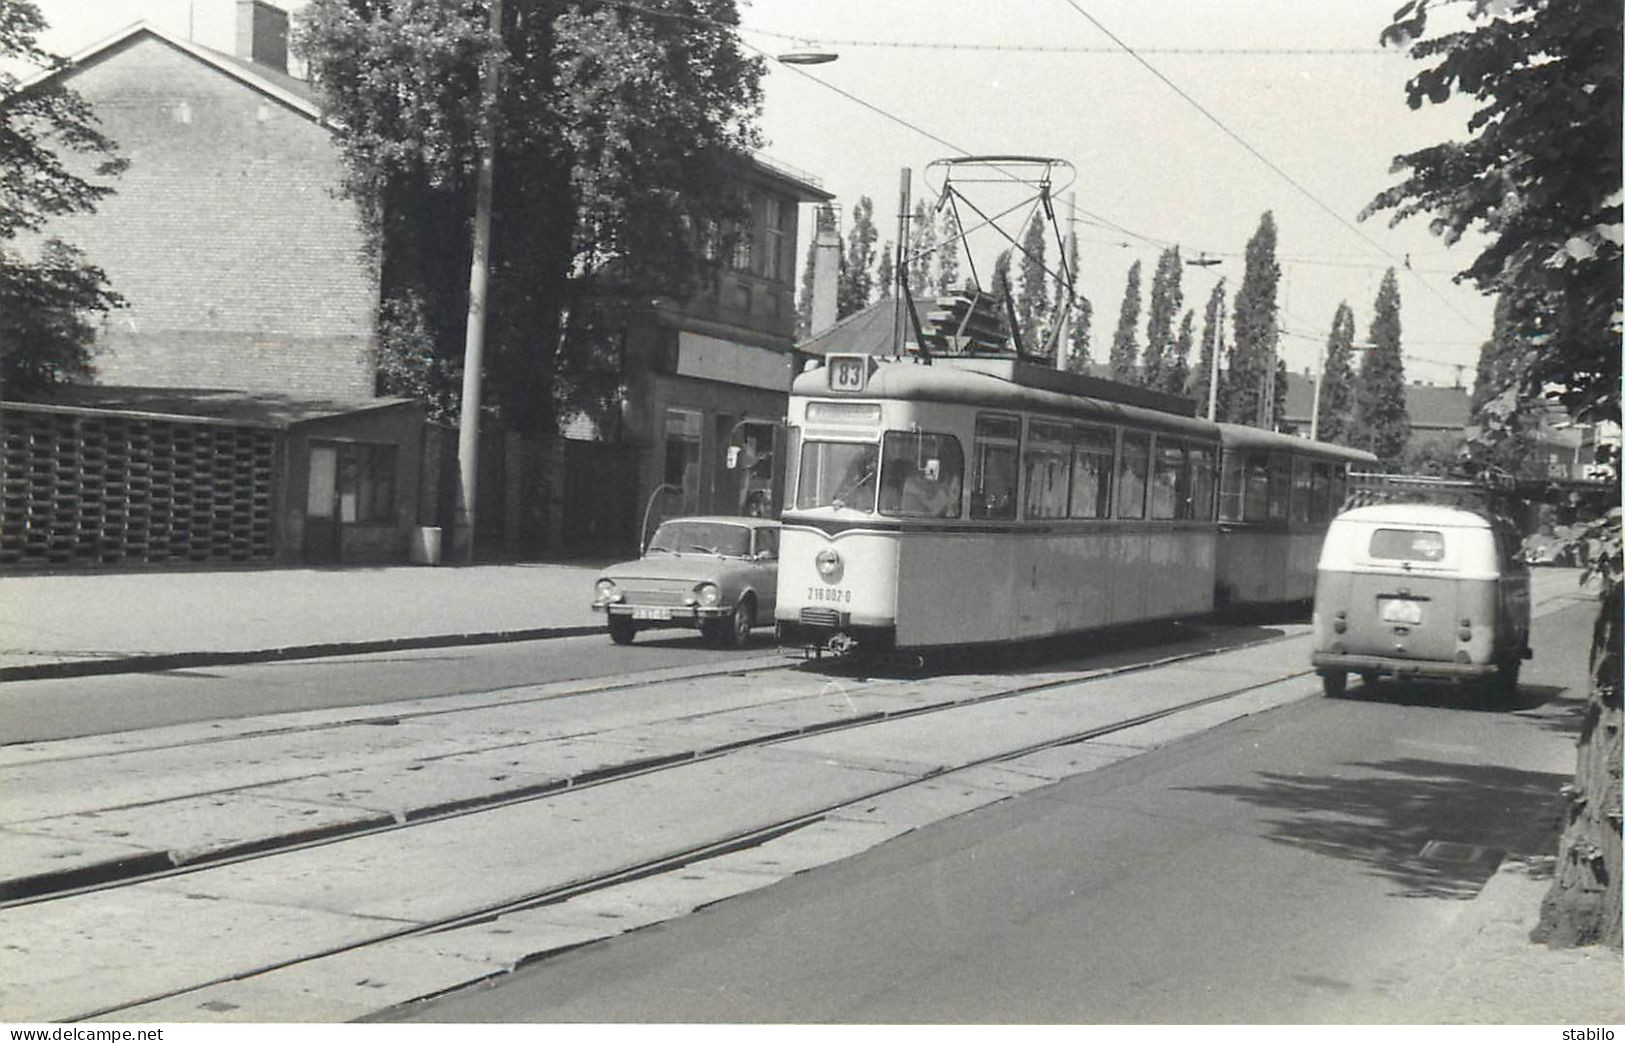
[793,357,1221,440]
[1216,422,1380,465]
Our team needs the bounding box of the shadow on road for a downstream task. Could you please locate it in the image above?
[1185,756,1569,900]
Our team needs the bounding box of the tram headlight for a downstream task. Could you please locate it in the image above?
[815,547,843,582]
[694,582,721,607]
[595,579,622,604]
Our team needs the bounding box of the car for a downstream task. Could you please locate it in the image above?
[591,516,779,647]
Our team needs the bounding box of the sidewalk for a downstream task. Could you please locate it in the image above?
[0,560,615,679]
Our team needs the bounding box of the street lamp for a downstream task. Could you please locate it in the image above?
[777,41,838,65]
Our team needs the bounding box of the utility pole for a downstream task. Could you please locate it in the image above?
[1056,192,1077,372]
[1207,283,1224,421]
[893,167,911,356]
[452,0,502,562]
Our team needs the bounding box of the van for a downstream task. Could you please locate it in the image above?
[1311,504,1531,700]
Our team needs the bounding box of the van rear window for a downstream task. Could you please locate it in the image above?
[1369,528,1447,562]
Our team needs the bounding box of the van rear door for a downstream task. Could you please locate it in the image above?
[1345,524,1461,664]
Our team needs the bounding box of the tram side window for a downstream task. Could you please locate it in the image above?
[1118,432,1150,520]
[1023,420,1073,519]
[1310,462,1331,522]
[1150,439,1186,520]
[1267,453,1292,522]
[1330,467,1349,515]
[1219,451,1245,522]
[971,413,1021,520]
[1290,456,1313,524]
[879,431,964,518]
[1071,425,1115,519]
[1243,454,1270,521]
[1188,445,1216,521]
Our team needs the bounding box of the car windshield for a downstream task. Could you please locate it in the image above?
[647,521,753,557]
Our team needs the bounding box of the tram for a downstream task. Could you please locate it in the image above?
[775,354,1223,654]
[1213,425,1379,608]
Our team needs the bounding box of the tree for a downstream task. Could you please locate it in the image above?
[875,240,894,300]
[1225,212,1281,426]
[795,228,817,340]
[988,248,1015,349]
[1354,268,1411,465]
[1015,212,1049,355]
[1315,302,1358,445]
[0,0,127,397]
[297,0,764,433]
[906,199,935,299]
[836,194,877,318]
[1463,294,1542,478]
[1065,292,1094,375]
[1165,309,1194,399]
[1189,279,1226,417]
[1367,0,1622,949]
[1108,259,1143,383]
[1142,246,1183,392]
[936,206,961,295]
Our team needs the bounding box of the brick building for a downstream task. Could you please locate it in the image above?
[25,12,377,398]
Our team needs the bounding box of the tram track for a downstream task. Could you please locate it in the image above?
[3,623,1331,1023]
[70,643,1318,1024]
[0,621,1298,911]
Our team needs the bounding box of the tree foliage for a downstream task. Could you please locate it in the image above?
[1354,268,1411,465]
[1224,212,1280,426]
[1316,301,1358,445]
[1108,259,1142,384]
[1189,278,1226,417]
[936,206,961,295]
[1015,212,1049,355]
[1142,246,1183,392]
[296,0,764,433]
[1365,0,1621,425]
[0,0,126,397]
[836,194,877,318]
[906,198,935,298]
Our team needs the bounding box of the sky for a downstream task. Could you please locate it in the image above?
[29,0,1501,388]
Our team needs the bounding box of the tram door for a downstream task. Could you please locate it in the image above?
[304,444,341,563]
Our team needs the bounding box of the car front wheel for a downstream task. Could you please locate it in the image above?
[608,616,637,645]
[706,597,754,648]
[1319,670,1347,698]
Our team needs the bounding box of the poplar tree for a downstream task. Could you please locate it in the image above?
[875,241,893,300]
[1226,212,1281,426]
[1315,301,1358,445]
[936,207,961,294]
[1015,212,1049,354]
[1065,293,1093,374]
[1189,279,1226,417]
[1353,268,1411,463]
[906,199,935,298]
[1166,310,1194,398]
[1142,246,1183,392]
[836,195,877,318]
[1108,259,1143,383]
[989,248,1014,349]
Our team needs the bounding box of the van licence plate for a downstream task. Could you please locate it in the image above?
[1379,598,1422,625]
[632,607,670,621]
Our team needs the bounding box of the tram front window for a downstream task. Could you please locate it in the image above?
[878,431,964,518]
[797,441,879,512]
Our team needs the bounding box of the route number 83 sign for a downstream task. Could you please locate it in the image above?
[826,354,872,393]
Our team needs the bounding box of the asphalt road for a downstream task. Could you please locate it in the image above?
[0,628,783,744]
[392,599,1594,1024]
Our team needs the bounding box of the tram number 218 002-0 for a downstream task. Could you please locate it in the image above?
[807,587,853,604]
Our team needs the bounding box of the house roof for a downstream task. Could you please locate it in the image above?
[9,386,414,429]
[14,21,324,123]
[1281,371,1470,431]
[799,297,915,356]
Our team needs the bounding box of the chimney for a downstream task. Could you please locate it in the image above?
[809,204,841,336]
[236,0,289,74]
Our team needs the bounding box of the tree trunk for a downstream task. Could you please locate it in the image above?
[1533,582,1623,948]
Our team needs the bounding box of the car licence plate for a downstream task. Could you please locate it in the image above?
[1379,598,1422,625]
[632,607,670,621]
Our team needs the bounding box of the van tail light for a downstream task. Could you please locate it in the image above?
[1333,610,1347,635]
[1458,618,1472,642]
